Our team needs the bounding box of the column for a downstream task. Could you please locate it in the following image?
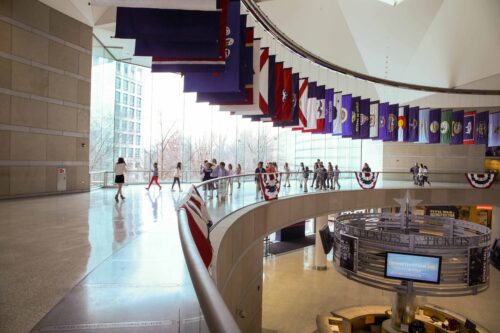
[491,206,500,242]
[313,215,328,271]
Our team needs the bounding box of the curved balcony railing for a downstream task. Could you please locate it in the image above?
[241,0,500,95]
[176,170,498,333]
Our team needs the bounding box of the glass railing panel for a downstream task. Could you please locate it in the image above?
[191,171,490,228]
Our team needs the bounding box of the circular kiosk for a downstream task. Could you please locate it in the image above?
[331,204,491,333]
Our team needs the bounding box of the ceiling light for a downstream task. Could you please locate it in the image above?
[376,0,406,6]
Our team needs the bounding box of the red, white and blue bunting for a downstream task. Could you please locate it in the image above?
[355,172,379,189]
[180,188,213,268]
[259,173,282,201]
[464,173,496,189]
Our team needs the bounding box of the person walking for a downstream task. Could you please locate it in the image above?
[171,162,182,192]
[255,161,265,199]
[311,161,319,188]
[327,162,334,189]
[283,162,291,187]
[227,163,234,195]
[146,162,162,190]
[333,165,341,190]
[418,163,425,186]
[298,162,305,188]
[303,166,310,192]
[318,163,327,190]
[410,162,419,185]
[114,157,127,202]
[423,165,431,186]
[235,163,242,188]
[202,162,213,197]
[217,162,229,198]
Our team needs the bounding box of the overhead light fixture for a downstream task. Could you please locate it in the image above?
[376,0,406,6]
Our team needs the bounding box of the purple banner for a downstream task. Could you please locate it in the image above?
[351,97,361,139]
[183,2,242,93]
[488,112,500,147]
[408,107,419,142]
[378,102,389,140]
[451,110,464,145]
[463,111,476,144]
[385,103,398,141]
[196,28,254,105]
[324,88,334,133]
[115,7,222,42]
[360,98,370,139]
[428,108,441,144]
[350,97,361,139]
[341,94,353,137]
[475,111,489,145]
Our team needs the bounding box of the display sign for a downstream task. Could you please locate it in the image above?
[385,252,441,284]
[339,234,358,273]
[468,246,489,286]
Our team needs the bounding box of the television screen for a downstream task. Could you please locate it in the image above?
[385,252,441,284]
[318,224,333,254]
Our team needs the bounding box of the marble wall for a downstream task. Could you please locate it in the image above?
[382,142,485,182]
[0,0,91,198]
[210,188,500,332]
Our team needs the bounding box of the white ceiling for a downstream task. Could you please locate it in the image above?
[259,0,500,90]
[39,0,500,91]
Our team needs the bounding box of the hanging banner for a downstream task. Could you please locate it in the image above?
[355,172,379,189]
[408,106,420,142]
[360,98,370,139]
[258,173,282,201]
[378,102,389,141]
[476,111,489,145]
[464,173,496,189]
[451,110,464,145]
[428,108,441,144]
[397,105,409,142]
[369,102,379,139]
[440,109,452,144]
[341,94,353,137]
[464,111,476,144]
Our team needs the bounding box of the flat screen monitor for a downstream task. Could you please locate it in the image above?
[385,252,441,284]
[318,224,333,254]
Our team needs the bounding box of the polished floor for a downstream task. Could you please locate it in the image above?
[0,186,202,333]
[0,178,488,333]
[262,246,500,333]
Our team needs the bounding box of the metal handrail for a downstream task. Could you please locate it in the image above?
[177,208,241,333]
[241,0,500,96]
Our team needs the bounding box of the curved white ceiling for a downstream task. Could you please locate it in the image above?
[258,0,500,89]
[39,0,500,91]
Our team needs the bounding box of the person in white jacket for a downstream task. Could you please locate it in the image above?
[171,162,182,192]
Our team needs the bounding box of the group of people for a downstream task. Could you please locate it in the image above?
[201,159,242,199]
[298,159,342,193]
[113,156,377,202]
[410,163,431,187]
[113,158,183,202]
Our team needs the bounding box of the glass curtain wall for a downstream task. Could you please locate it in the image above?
[90,38,382,184]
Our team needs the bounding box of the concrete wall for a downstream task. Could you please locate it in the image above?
[0,0,92,198]
[210,188,500,333]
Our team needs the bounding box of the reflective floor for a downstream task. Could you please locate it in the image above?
[0,178,480,333]
[0,186,202,333]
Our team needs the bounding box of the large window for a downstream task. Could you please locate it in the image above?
[90,37,376,179]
